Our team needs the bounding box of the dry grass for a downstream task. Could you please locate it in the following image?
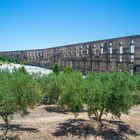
[0,105,140,140]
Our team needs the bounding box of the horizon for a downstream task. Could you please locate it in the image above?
[0,0,140,51]
[0,34,140,52]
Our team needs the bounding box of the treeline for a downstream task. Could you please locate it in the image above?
[0,56,21,64]
[0,64,140,136]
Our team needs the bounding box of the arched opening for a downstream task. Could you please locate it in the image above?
[109,42,112,54]
[93,44,96,54]
[101,43,104,54]
[130,40,135,54]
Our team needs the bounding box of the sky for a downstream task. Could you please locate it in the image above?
[0,0,140,51]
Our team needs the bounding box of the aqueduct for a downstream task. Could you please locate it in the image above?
[1,35,140,74]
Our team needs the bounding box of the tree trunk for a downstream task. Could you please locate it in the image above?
[94,112,99,121]
[98,108,104,123]
[94,108,104,123]
[1,114,9,136]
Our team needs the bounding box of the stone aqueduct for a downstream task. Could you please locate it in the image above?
[0,35,140,74]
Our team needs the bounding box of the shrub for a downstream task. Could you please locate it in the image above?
[64,66,73,73]
[52,64,60,75]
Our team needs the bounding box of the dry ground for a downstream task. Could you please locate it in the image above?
[0,105,140,140]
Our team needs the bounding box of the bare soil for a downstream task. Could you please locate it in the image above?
[0,105,140,140]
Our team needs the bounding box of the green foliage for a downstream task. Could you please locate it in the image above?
[46,74,62,103]
[0,63,138,133]
[39,71,136,122]
[11,69,42,114]
[131,75,140,104]
[85,72,109,121]
[39,71,85,116]
[64,66,73,74]
[58,72,85,116]
[37,74,50,96]
[52,64,60,75]
[0,56,8,62]
[19,66,27,74]
[0,68,43,135]
[105,72,134,116]
[14,55,21,64]
[0,56,14,63]
[85,72,135,122]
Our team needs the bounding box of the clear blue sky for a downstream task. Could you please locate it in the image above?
[0,0,140,51]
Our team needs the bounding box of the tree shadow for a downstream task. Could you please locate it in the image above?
[52,118,139,140]
[52,119,96,138]
[0,124,38,140]
[44,105,68,114]
[101,119,138,136]
[0,135,20,140]
[0,124,38,133]
[44,105,87,114]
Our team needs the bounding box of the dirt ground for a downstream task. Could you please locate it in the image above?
[0,105,140,140]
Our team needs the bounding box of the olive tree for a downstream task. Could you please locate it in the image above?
[0,68,43,135]
[105,72,135,117]
[85,72,135,123]
[131,75,140,104]
[58,72,85,117]
[44,73,63,103]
